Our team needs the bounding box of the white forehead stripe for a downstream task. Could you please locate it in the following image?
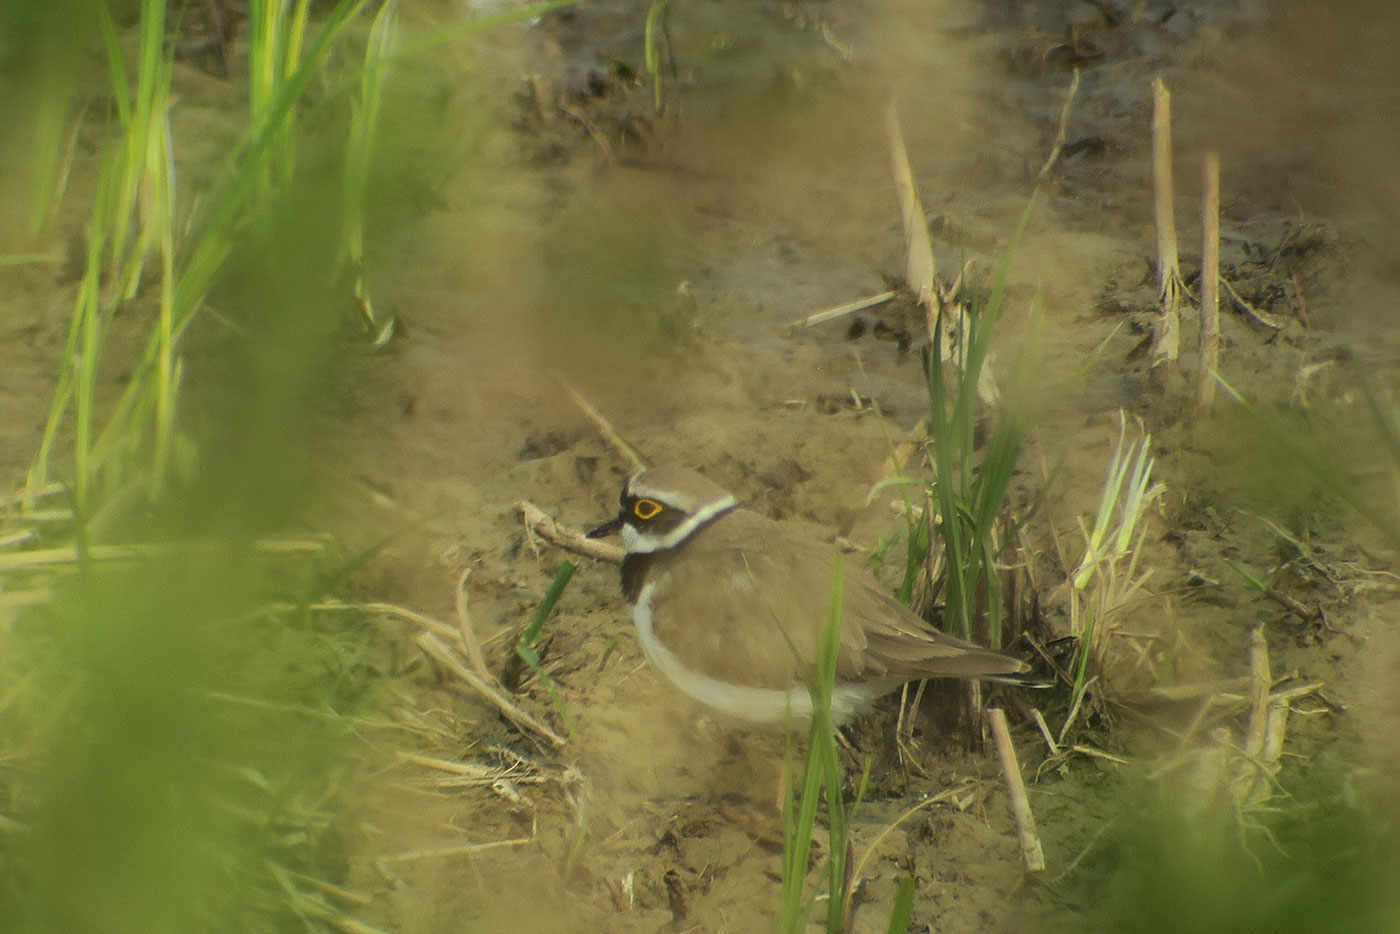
[623,495,737,553]
[627,476,726,515]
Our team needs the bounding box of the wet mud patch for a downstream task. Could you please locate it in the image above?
[2,0,1397,931]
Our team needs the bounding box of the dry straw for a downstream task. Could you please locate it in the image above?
[1198,151,1221,411]
[1150,78,1182,368]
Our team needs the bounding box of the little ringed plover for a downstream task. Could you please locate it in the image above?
[589,466,1029,723]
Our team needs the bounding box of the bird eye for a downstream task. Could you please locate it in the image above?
[633,498,664,520]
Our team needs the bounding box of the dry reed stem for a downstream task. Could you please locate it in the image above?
[515,500,625,564]
[1037,67,1082,180]
[415,631,566,747]
[1232,625,1289,809]
[1150,78,1182,367]
[1198,151,1220,411]
[884,100,936,315]
[787,290,898,329]
[453,566,492,681]
[988,707,1045,872]
[395,751,511,779]
[563,383,647,471]
[1220,275,1285,329]
[375,837,533,865]
[1243,627,1271,760]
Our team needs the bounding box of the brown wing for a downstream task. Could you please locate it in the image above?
[843,572,1029,679]
[647,510,1025,691]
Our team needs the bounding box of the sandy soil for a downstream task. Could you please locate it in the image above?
[3,0,1398,931]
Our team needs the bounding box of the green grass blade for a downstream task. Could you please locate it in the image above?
[521,561,577,648]
[884,876,916,934]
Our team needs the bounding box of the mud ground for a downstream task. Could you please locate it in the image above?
[2,0,1398,931]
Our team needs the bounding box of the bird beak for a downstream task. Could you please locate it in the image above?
[586,516,624,539]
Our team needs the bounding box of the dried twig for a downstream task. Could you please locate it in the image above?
[516,500,624,564]
[988,708,1045,872]
[563,383,648,471]
[1220,275,1285,329]
[787,290,898,330]
[415,631,566,747]
[1198,151,1221,411]
[1037,67,1082,180]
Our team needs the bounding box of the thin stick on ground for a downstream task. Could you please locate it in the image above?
[516,500,624,564]
[1220,275,1284,329]
[415,631,566,747]
[1037,67,1082,180]
[563,383,647,471]
[786,290,898,330]
[1150,77,1182,368]
[989,707,1045,872]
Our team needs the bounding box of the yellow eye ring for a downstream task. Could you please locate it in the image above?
[633,498,664,520]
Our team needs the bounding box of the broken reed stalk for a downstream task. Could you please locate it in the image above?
[516,500,624,564]
[1150,78,1181,367]
[988,707,1045,872]
[1198,151,1221,411]
[1234,625,1288,809]
[884,100,937,316]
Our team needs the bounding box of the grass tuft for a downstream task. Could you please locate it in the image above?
[915,195,1037,649]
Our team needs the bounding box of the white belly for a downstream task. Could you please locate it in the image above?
[631,581,882,723]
